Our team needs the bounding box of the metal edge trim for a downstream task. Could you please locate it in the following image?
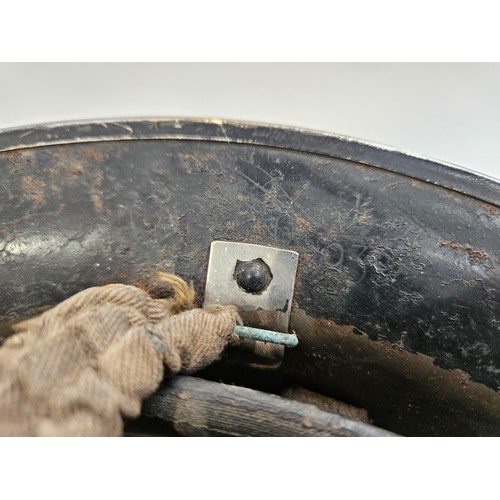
[1,117,499,206]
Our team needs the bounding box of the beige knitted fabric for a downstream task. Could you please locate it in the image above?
[0,276,240,436]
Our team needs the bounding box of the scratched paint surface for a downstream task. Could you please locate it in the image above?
[1,136,500,435]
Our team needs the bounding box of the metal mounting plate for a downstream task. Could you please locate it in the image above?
[204,241,299,332]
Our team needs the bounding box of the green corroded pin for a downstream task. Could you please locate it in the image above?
[234,325,299,348]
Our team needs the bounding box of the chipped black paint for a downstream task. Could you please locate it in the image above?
[1,119,500,435]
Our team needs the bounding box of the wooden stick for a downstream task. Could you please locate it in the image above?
[142,376,397,437]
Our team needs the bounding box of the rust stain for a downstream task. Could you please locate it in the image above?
[91,172,103,187]
[91,193,103,214]
[5,150,22,164]
[22,176,45,208]
[265,190,277,203]
[295,216,311,234]
[357,212,370,224]
[33,152,84,193]
[49,160,86,188]
[63,160,85,177]
[89,172,104,213]
[439,240,489,264]
[409,179,425,189]
[288,310,500,435]
[81,145,110,163]
[480,201,497,214]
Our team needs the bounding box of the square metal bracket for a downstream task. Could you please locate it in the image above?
[204,241,299,333]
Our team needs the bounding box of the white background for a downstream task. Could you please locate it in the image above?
[1,63,499,180]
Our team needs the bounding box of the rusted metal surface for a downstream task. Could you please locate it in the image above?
[1,119,500,435]
[1,119,499,205]
[439,240,489,264]
[285,310,500,436]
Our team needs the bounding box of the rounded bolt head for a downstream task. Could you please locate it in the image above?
[233,258,273,294]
